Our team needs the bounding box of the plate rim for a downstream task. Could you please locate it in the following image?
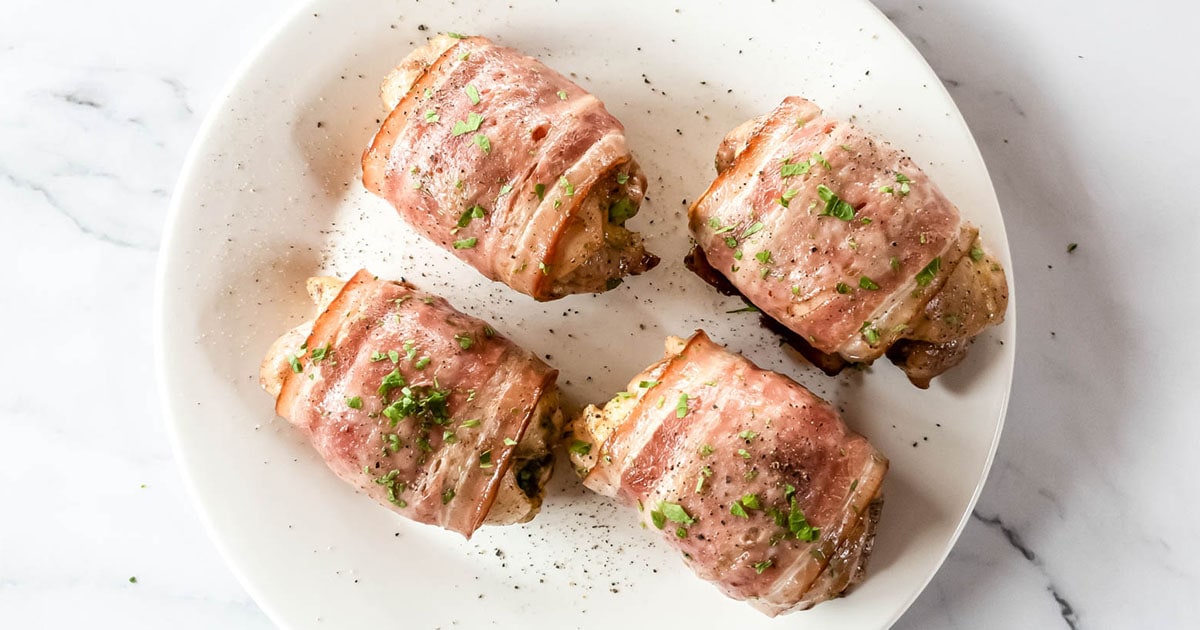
[153,0,1017,627]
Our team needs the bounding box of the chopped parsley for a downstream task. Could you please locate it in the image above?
[816,184,855,221]
[473,133,491,154]
[377,368,406,399]
[454,333,474,350]
[453,237,478,249]
[503,437,519,446]
[811,152,831,170]
[835,282,852,294]
[460,419,481,429]
[915,257,942,287]
[890,256,901,271]
[778,189,799,207]
[755,250,773,264]
[309,344,330,362]
[752,559,774,574]
[423,109,439,124]
[479,449,492,468]
[780,158,812,178]
[650,508,666,529]
[557,89,568,100]
[534,183,546,200]
[558,176,574,196]
[414,357,431,370]
[465,84,481,104]
[699,444,714,457]
[451,112,484,136]
[860,321,881,345]
[569,440,592,456]
[788,498,820,542]
[287,355,302,373]
[970,247,985,262]
[441,488,456,504]
[737,448,751,459]
[538,262,550,275]
[616,172,630,185]
[638,380,660,388]
[675,393,690,418]
[741,222,765,239]
[346,396,363,409]
[388,350,400,363]
[738,430,758,441]
[741,493,761,510]
[859,276,880,290]
[661,501,696,525]
[730,501,749,518]
[726,305,759,313]
[456,204,486,228]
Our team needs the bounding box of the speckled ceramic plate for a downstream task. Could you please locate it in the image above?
[155,1,1015,628]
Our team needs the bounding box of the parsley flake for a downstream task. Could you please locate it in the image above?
[741,222,765,239]
[465,84,480,104]
[675,393,690,418]
[859,276,880,290]
[457,204,486,228]
[453,237,478,249]
[451,112,483,136]
[569,440,592,456]
[346,396,363,409]
[661,502,695,525]
[780,159,812,178]
[915,257,942,287]
[752,559,774,574]
[473,133,491,154]
[816,184,855,221]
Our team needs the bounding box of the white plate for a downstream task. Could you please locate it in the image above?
[155,1,1014,628]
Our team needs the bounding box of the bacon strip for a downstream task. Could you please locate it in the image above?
[274,270,559,537]
[573,332,888,615]
[689,97,1007,385]
[363,35,658,301]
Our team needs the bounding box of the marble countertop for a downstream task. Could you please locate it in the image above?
[3,0,1198,628]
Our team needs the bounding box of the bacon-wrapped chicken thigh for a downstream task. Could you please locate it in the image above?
[570,331,888,615]
[363,35,658,301]
[260,270,563,536]
[688,97,1008,387]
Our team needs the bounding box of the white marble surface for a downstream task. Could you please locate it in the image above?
[2,0,1197,628]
